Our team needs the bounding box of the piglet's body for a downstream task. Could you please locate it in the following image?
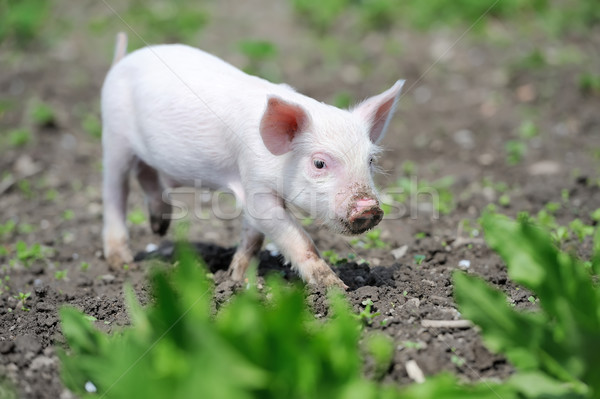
[102,34,404,288]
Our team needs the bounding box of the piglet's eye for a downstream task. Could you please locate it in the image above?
[313,159,326,169]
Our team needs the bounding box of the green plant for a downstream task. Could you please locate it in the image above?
[54,269,68,280]
[579,73,600,95]
[569,219,594,243]
[60,244,368,398]
[414,254,426,265]
[14,291,31,311]
[14,240,45,267]
[0,220,16,240]
[62,209,75,221]
[322,250,348,266]
[357,298,380,325]
[7,129,31,147]
[81,113,102,139]
[498,194,511,207]
[454,213,600,397]
[31,101,56,126]
[351,228,387,249]
[127,208,146,225]
[387,176,455,215]
[505,140,527,165]
[0,0,50,44]
[518,120,539,140]
[290,0,350,32]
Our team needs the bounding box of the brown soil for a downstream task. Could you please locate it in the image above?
[1,1,599,398]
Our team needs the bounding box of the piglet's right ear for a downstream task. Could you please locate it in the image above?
[260,96,308,155]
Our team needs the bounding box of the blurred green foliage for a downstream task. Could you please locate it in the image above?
[0,0,49,44]
[289,0,599,34]
[59,242,565,399]
[454,213,600,397]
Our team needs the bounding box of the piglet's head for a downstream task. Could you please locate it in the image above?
[260,80,404,235]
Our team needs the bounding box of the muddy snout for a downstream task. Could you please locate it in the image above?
[346,197,383,234]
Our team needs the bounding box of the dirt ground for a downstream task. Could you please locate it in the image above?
[1,1,599,398]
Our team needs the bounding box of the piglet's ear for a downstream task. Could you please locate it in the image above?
[353,80,405,144]
[260,96,309,155]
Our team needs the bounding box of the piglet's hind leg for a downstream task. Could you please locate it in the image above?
[102,135,134,269]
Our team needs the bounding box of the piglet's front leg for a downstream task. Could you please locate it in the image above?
[244,193,348,290]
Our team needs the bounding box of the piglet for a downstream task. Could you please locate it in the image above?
[101,33,404,289]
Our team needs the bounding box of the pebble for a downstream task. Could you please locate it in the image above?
[478,153,494,166]
[145,243,158,252]
[453,129,475,150]
[528,160,561,176]
[101,274,115,282]
[84,381,97,393]
[458,259,471,269]
[391,245,408,260]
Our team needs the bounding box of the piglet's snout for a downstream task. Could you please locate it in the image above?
[347,197,383,234]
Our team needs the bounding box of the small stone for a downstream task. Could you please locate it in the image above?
[101,274,115,282]
[516,84,536,102]
[391,245,408,260]
[458,259,471,269]
[477,153,494,166]
[453,129,475,150]
[84,381,97,393]
[145,243,158,252]
[528,160,561,176]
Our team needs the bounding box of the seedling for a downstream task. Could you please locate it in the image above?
[545,202,561,214]
[332,91,351,108]
[14,241,45,267]
[80,262,90,271]
[498,194,511,207]
[14,291,31,311]
[127,208,146,225]
[590,208,600,222]
[414,254,426,265]
[451,354,466,367]
[569,219,594,242]
[389,175,455,215]
[7,129,31,148]
[561,189,570,202]
[54,269,68,280]
[0,220,16,239]
[82,113,102,139]
[401,340,424,350]
[505,140,526,165]
[528,296,536,303]
[322,250,347,266]
[518,120,539,140]
[62,210,75,221]
[414,232,426,240]
[579,72,600,94]
[31,102,56,126]
[350,228,387,249]
[357,298,380,325]
[17,179,34,199]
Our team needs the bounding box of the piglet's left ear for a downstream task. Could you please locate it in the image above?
[353,80,405,144]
